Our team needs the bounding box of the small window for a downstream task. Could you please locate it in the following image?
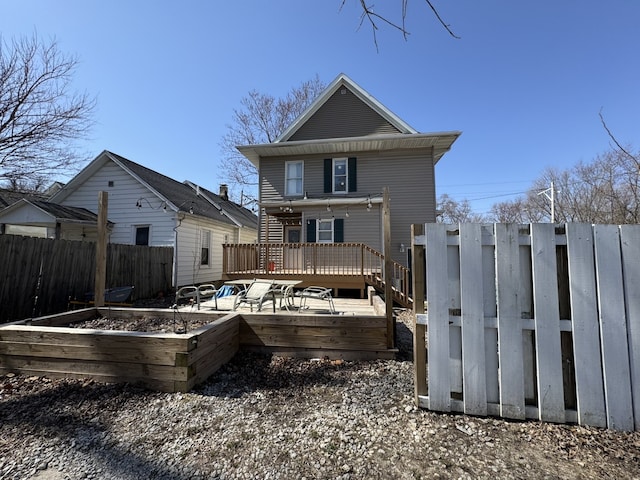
[333,158,347,193]
[201,230,211,266]
[317,219,334,243]
[108,180,114,187]
[285,161,303,196]
[135,226,150,246]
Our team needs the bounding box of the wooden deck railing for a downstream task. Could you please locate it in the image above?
[222,243,411,307]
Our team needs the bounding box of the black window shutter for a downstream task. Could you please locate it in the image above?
[334,219,344,243]
[324,159,332,193]
[306,219,316,243]
[348,157,357,192]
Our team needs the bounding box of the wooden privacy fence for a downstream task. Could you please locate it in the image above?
[0,235,174,323]
[412,223,639,432]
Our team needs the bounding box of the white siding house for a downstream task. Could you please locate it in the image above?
[44,150,258,288]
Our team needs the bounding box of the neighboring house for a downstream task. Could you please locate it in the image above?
[0,199,105,239]
[237,73,461,267]
[1,150,258,287]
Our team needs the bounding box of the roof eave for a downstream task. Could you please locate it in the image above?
[237,131,462,167]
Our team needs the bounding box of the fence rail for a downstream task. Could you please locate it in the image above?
[0,235,173,323]
[412,223,639,432]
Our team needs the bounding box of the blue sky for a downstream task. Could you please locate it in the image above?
[3,1,639,215]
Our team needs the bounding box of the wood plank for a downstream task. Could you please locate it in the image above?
[565,223,607,428]
[0,341,181,366]
[238,333,387,350]
[459,223,487,416]
[241,315,386,328]
[593,225,634,431]
[425,223,451,411]
[0,355,189,382]
[495,223,526,419]
[530,223,565,423]
[412,223,427,401]
[0,326,191,351]
[620,225,640,431]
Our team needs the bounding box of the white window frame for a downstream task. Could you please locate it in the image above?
[200,229,211,266]
[285,160,304,196]
[317,218,334,243]
[133,224,151,246]
[333,157,348,194]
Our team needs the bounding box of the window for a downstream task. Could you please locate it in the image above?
[285,161,303,196]
[324,157,356,193]
[317,219,334,243]
[333,158,347,193]
[201,230,211,266]
[306,219,344,243]
[135,226,150,245]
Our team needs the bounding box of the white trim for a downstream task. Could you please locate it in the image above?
[332,157,348,194]
[133,224,151,246]
[317,218,335,243]
[284,160,304,197]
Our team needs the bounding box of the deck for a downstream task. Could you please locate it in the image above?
[222,242,412,307]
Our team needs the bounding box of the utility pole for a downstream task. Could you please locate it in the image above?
[538,181,555,223]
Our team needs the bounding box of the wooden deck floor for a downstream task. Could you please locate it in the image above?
[179,294,381,317]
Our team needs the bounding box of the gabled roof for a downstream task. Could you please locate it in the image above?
[51,151,258,229]
[0,189,46,209]
[0,198,104,226]
[237,74,461,167]
[276,73,417,142]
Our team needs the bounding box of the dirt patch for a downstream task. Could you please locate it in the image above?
[67,313,214,334]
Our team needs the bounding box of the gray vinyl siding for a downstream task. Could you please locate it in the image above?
[258,150,434,266]
[288,88,401,141]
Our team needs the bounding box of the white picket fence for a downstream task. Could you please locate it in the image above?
[412,223,639,431]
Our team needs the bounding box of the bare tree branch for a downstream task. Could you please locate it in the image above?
[0,33,95,188]
[342,0,460,51]
[599,108,639,163]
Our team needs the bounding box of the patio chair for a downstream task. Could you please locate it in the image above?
[233,279,276,312]
[176,283,218,310]
[298,286,335,314]
[274,284,296,311]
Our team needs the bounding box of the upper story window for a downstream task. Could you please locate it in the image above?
[285,160,303,196]
[333,158,347,193]
[324,157,356,194]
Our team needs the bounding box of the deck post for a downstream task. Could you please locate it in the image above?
[412,223,427,401]
[94,191,108,308]
[383,187,394,348]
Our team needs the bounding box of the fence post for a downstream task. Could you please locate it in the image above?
[412,223,427,401]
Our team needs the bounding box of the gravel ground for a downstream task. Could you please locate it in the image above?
[1,312,639,480]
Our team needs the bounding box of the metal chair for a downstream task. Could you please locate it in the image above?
[176,284,218,310]
[274,284,296,311]
[233,279,275,312]
[298,286,335,314]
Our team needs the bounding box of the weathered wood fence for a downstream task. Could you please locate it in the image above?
[0,235,174,323]
[412,223,639,432]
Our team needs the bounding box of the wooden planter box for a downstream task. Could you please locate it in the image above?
[1,305,393,392]
[0,308,238,392]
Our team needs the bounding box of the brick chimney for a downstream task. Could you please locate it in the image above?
[219,184,229,201]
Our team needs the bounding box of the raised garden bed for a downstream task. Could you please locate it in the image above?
[0,308,238,392]
[0,304,392,392]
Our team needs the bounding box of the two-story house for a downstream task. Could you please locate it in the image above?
[232,73,460,301]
